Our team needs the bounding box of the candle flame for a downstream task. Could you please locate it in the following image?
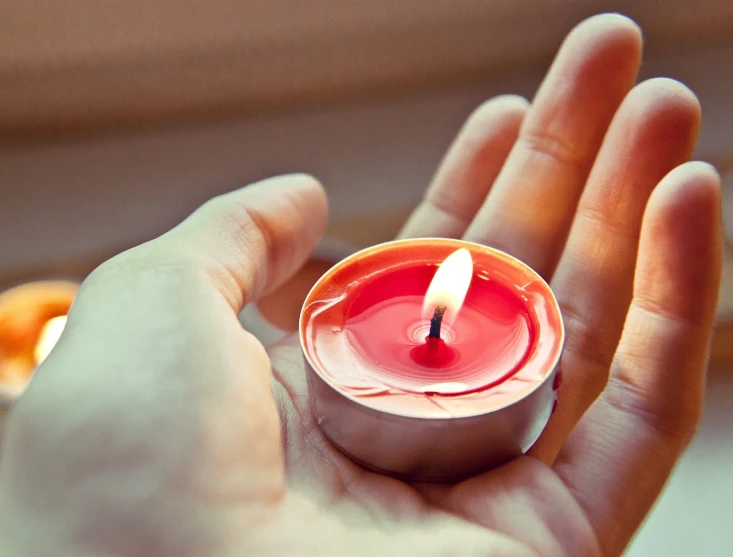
[422,248,473,330]
[34,315,67,365]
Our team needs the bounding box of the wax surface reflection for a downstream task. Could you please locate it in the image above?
[302,240,563,419]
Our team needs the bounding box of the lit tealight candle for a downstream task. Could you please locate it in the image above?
[0,281,77,418]
[300,238,564,481]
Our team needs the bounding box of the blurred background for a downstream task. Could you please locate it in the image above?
[1,1,731,554]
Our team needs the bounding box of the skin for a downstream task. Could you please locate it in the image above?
[0,13,723,557]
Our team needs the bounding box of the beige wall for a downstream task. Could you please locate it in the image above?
[1,2,731,315]
[3,0,733,138]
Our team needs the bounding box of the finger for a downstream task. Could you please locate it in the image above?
[464,14,642,278]
[106,173,328,312]
[398,95,528,239]
[530,79,701,463]
[553,162,722,557]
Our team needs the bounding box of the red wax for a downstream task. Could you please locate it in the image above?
[301,239,563,418]
[410,338,458,369]
[343,263,535,395]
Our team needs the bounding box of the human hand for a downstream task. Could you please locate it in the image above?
[0,13,722,557]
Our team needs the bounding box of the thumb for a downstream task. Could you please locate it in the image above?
[163,173,328,310]
[100,173,328,311]
[0,176,327,556]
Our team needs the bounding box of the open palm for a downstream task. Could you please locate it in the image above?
[0,14,722,557]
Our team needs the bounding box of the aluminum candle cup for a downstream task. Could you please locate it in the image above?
[300,238,564,482]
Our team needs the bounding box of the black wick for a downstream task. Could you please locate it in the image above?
[428,305,447,340]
